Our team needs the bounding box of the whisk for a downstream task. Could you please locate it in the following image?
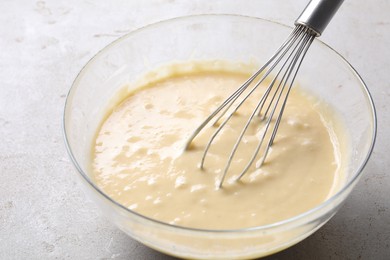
[184,0,344,188]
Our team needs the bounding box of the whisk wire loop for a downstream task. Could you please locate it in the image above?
[185,24,319,188]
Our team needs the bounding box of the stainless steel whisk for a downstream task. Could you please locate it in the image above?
[184,0,344,188]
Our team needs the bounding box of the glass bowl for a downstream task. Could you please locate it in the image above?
[63,14,376,259]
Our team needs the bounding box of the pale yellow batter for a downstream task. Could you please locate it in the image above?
[92,66,345,230]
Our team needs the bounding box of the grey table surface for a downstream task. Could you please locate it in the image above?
[1,0,389,259]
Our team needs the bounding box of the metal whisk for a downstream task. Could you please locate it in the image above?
[184,0,344,188]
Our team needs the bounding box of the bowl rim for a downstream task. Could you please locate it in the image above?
[63,13,377,233]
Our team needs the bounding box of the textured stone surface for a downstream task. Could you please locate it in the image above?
[0,0,389,259]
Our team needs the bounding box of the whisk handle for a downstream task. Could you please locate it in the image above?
[295,0,344,36]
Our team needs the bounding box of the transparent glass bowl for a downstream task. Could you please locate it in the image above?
[63,15,376,259]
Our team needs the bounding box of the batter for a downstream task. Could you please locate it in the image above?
[91,64,345,229]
